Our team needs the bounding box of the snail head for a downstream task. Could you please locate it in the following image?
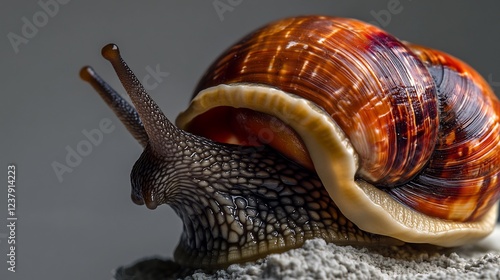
[79,43,393,268]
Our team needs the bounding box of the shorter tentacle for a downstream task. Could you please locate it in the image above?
[80,66,148,147]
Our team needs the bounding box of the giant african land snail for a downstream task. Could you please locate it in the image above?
[80,16,500,268]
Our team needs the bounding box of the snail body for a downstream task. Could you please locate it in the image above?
[81,16,500,268]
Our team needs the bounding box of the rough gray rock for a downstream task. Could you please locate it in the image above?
[115,225,500,280]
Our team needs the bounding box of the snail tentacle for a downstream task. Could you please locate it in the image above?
[79,65,148,147]
[100,44,179,156]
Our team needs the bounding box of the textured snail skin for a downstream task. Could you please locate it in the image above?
[132,131,400,267]
[80,66,148,147]
[80,16,500,269]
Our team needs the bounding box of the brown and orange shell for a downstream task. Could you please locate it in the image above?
[176,16,500,246]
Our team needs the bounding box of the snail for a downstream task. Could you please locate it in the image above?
[80,16,500,269]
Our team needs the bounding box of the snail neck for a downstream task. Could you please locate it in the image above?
[131,130,397,268]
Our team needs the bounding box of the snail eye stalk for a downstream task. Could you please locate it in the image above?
[79,66,148,147]
[81,43,181,157]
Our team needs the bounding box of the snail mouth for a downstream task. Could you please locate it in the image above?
[133,195,158,210]
[143,193,158,209]
[130,188,158,209]
[130,193,144,206]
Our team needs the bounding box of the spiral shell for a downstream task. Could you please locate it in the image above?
[176,16,500,246]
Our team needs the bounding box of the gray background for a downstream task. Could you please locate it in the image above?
[1,1,500,279]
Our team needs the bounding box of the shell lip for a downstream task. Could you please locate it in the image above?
[176,84,498,247]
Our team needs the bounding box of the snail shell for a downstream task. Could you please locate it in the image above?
[176,16,500,245]
[81,15,500,268]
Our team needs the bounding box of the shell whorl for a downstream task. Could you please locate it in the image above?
[191,16,439,188]
[387,44,500,221]
[178,16,500,223]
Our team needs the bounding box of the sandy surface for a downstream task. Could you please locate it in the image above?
[115,225,500,279]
